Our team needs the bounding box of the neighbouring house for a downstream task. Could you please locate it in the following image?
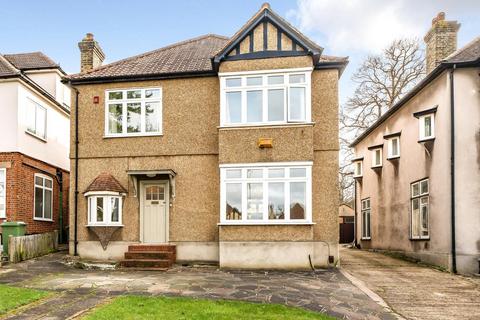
[66,3,348,270]
[338,203,354,244]
[0,51,70,241]
[351,13,480,274]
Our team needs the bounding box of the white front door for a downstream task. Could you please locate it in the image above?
[142,183,168,243]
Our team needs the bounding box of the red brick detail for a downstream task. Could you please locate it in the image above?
[0,152,69,235]
[84,172,127,194]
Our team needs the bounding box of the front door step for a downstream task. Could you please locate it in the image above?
[119,244,176,270]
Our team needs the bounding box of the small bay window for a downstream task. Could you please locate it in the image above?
[353,160,363,178]
[220,68,312,126]
[220,163,312,224]
[419,114,435,141]
[385,134,401,159]
[86,193,123,226]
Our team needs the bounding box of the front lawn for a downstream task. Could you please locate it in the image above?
[0,284,49,314]
[83,296,334,320]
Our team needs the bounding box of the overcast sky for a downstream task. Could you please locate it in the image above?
[1,0,479,105]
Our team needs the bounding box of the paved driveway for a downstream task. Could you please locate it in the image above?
[340,247,480,320]
[0,251,395,319]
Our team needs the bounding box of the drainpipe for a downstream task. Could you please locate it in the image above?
[353,180,357,246]
[73,87,79,256]
[449,65,457,274]
[56,169,63,244]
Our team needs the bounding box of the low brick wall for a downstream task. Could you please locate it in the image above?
[8,231,58,263]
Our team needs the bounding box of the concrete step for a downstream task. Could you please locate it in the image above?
[128,244,176,253]
[124,251,174,260]
[119,259,172,269]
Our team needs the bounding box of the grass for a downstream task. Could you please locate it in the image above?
[83,296,335,320]
[0,284,49,314]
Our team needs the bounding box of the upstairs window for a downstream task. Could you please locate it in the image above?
[387,136,400,159]
[353,161,363,177]
[220,69,311,126]
[34,174,53,221]
[411,178,429,239]
[26,99,47,140]
[105,88,162,137]
[371,148,382,168]
[419,114,435,140]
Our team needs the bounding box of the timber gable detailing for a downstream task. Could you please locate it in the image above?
[213,4,323,70]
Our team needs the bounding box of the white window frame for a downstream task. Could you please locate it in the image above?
[219,162,313,225]
[104,88,162,137]
[0,168,6,218]
[371,148,383,168]
[410,178,429,240]
[33,173,53,222]
[219,68,312,127]
[26,98,47,140]
[85,191,123,226]
[353,161,363,177]
[387,136,400,159]
[361,198,371,240]
[419,114,435,141]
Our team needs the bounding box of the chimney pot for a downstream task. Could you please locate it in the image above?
[78,33,105,73]
[261,2,271,10]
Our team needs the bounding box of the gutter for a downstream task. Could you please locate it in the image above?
[449,65,457,273]
[73,87,79,256]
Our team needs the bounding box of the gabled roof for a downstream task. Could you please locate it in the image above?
[69,34,229,83]
[3,52,62,73]
[84,173,127,194]
[350,36,480,148]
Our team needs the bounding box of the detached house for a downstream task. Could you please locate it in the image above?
[351,13,480,274]
[0,52,70,238]
[67,4,347,269]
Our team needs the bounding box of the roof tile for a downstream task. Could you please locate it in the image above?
[3,52,59,70]
[84,173,127,194]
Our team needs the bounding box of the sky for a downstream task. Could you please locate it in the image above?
[1,0,479,105]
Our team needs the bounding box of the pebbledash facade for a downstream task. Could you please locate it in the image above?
[351,13,480,274]
[0,52,70,237]
[68,4,347,269]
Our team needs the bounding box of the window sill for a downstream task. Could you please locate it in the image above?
[218,122,315,130]
[25,130,47,143]
[371,165,382,169]
[418,137,435,143]
[86,224,124,227]
[218,222,315,226]
[34,218,53,222]
[387,156,400,161]
[410,237,430,241]
[353,175,363,179]
[103,133,163,139]
[361,237,371,241]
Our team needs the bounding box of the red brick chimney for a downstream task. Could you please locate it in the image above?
[78,33,105,73]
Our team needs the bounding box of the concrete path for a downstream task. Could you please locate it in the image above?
[0,251,396,319]
[340,247,480,320]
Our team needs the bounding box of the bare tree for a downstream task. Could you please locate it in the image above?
[339,38,425,203]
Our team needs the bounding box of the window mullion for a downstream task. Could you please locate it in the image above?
[242,179,247,222]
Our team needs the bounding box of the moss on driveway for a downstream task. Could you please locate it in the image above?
[83,296,335,320]
[0,284,49,315]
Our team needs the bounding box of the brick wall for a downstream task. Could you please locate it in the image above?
[0,152,69,236]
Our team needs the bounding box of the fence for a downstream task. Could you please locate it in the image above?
[8,231,58,263]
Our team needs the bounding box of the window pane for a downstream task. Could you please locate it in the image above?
[290,182,306,219]
[145,89,161,99]
[26,102,36,134]
[391,138,399,156]
[421,201,429,235]
[289,87,306,121]
[246,91,263,122]
[289,74,305,84]
[111,197,119,222]
[246,77,262,86]
[145,102,161,132]
[267,75,284,85]
[108,104,123,134]
[226,78,241,87]
[420,180,429,194]
[375,150,381,165]
[226,92,242,123]
[45,179,52,189]
[35,176,43,186]
[96,197,104,222]
[108,91,123,100]
[424,116,432,137]
[44,189,52,219]
[412,183,420,197]
[290,168,306,178]
[268,168,284,178]
[247,183,263,220]
[226,183,242,220]
[127,90,141,99]
[366,211,371,237]
[247,169,262,178]
[411,198,420,237]
[226,169,241,179]
[268,89,284,121]
[36,106,46,138]
[268,182,285,220]
[35,187,43,218]
[127,103,141,133]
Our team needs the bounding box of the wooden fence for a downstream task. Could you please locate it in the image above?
[8,231,58,263]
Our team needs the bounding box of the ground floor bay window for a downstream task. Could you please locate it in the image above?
[220,162,312,224]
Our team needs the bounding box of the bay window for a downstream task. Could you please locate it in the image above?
[220,163,312,224]
[411,178,429,239]
[220,69,311,126]
[105,88,162,136]
[87,193,123,226]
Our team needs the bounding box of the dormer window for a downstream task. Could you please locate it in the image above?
[220,69,312,126]
[419,114,435,141]
[384,133,401,159]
